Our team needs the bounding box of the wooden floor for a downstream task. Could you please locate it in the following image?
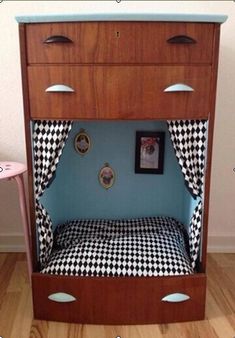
[0,253,234,338]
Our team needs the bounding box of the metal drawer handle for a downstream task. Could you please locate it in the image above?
[161,293,190,303]
[167,35,197,44]
[48,292,76,303]
[164,83,194,92]
[44,35,73,44]
[45,84,75,93]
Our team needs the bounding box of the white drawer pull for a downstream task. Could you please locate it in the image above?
[45,84,75,93]
[161,293,190,303]
[164,83,194,92]
[48,292,76,303]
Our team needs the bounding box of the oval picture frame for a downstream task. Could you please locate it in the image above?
[98,163,115,190]
[74,130,91,155]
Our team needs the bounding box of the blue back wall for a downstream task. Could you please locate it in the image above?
[41,121,194,227]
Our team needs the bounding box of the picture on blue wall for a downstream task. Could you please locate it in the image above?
[98,163,115,189]
[74,129,91,155]
[135,131,165,174]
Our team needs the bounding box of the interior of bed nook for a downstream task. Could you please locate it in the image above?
[34,118,207,277]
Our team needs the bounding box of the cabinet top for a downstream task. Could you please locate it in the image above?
[15,12,228,24]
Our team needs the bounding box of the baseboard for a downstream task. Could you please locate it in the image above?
[208,235,235,253]
[0,233,25,252]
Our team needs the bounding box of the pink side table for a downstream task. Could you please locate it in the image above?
[0,161,32,280]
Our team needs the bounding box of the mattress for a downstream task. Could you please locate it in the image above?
[41,216,193,277]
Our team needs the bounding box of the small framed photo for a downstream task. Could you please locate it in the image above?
[74,129,91,155]
[98,163,115,189]
[135,131,165,174]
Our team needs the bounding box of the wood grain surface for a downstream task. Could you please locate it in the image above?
[28,65,212,120]
[0,253,234,338]
[26,22,214,64]
[31,272,206,324]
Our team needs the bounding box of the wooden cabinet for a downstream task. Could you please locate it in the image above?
[18,14,226,324]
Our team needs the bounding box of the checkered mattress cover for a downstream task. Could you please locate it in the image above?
[41,216,193,277]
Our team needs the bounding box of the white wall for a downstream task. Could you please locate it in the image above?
[0,1,234,252]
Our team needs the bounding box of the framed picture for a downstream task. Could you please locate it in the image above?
[74,129,91,155]
[135,131,165,174]
[98,163,115,189]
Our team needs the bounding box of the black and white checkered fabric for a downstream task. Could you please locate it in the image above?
[167,119,208,269]
[33,120,73,266]
[189,200,203,269]
[41,217,193,277]
[167,120,207,197]
[35,202,54,266]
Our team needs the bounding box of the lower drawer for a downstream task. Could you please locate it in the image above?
[32,273,206,324]
[28,65,211,120]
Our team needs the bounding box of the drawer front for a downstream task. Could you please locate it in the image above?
[28,65,211,120]
[32,273,206,324]
[26,22,214,64]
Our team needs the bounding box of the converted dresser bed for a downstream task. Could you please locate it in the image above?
[16,12,227,324]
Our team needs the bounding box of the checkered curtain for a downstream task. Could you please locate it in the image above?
[167,120,208,269]
[33,120,73,266]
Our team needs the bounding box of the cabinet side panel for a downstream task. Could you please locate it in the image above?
[201,24,221,272]
[19,24,38,272]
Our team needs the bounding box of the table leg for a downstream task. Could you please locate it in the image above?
[14,174,32,281]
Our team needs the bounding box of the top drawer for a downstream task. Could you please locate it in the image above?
[26,22,215,64]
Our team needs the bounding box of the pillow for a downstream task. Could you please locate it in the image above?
[54,219,111,249]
